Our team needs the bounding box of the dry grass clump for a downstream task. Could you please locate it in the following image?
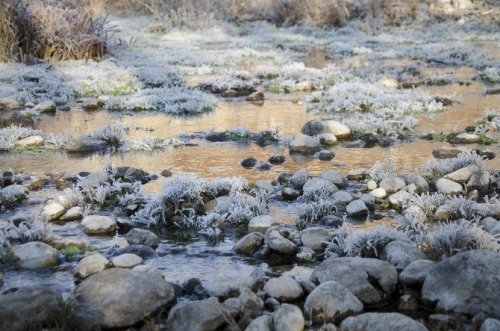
[0,0,109,62]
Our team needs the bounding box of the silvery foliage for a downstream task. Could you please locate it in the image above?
[446,195,483,221]
[297,178,338,224]
[479,66,500,84]
[0,216,49,254]
[369,159,398,182]
[306,79,444,137]
[78,171,146,210]
[0,185,28,210]
[324,222,353,256]
[134,174,268,240]
[405,192,448,221]
[397,212,429,244]
[425,220,500,261]
[342,225,412,258]
[57,187,83,209]
[0,125,66,151]
[423,151,485,177]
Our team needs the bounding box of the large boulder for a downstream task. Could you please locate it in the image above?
[166,298,237,331]
[81,215,116,235]
[273,304,305,331]
[380,241,427,271]
[421,250,500,318]
[304,281,363,325]
[0,287,64,331]
[11,241,58,269]
[126,228,159,247]
[340,312,428,331]
[73,268,176,328]
[264,277,303,302]
[311,257,398,306]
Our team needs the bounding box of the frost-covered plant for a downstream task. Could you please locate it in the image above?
[0,216,49,255]
[79,174,146,211]
[0,185,28,210]
[89,122,128,147]
[324,222,353,256]
[206,177,248,198]
[211,191,268,225]
[105,86,216,114]
[297,199,337,224]
[57,187,82,209]
[343,225,411,257]
[369,159,398,182]
[425,221,499,261]
[301,178,338,202]
[0,125,66,152]
[397,212,428,244]
[479,67,500,84]
[446,196,482,221]
[405,192,447,221]
[226,127,252,141]
[423,152,485,178]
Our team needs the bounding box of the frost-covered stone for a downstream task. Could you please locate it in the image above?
[481,319,500,331]
[60,206,83,222]
[75,253,111,278]
[132,265,164,279]
[334,190,354,207]
[264,277,303,302]
[388,191,412,208]
[289,133,321,154]
[311,257,398,305]
[467,170,492,194]
[248,215,273,233]
[65,137,108,154]
[371,188,387,199]
[380,241,427,271]
[34,101,56,113]
[74,269,176,329]
[379,177,406,194]
[304,281,363,325]
[81,215,116,235]
[444,165,479,183]
[436,178,463,195]
[126,228,159,247]
[11,241,58,269]
[399,260,436,287]
[406,173,429,193]
[318,149,335,161]
[16,135,44,148]
[347,168,367,180]
[246,315,272,331]
[301,227,331,251]
[233,232,264,256]
[450,132,480,144]
[42,202,66,222]
[302,120,351,139]
[273,304,305,331]
[112,253,143,268]
[421,250,500,318]
[318,133,338,146]
[367,180,378,190]
[320,170,348,187]
[346,200,369,217]
[340,313,428,331]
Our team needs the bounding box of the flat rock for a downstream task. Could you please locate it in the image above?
[346,200,369,217]
[436,178,463,195]
[112,253,143,268]
[42,202,66,222]
[248,215,274,233]
[388,191,412,208]
[74,253,110,278]
[16,135,45,148]
[444,165,479,183]
[74,268,176,329]
[264,229,298,255]
[379,177,406,194]
[11,241,58,269]
[450,132,480,144]
[81,215,116,235]
[301,227,332,251]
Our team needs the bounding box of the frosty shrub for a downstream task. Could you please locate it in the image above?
[397,212,428,244]
[0,185,28,210]
[343,225,411,257]
[0,216,49,256]
[406,192,448,221]
[425,221,499,261]
[89,122,128,148]
[297,199,338,226]
[445,196,483,221]
[423,152,485,178]
[369,159,398,182]
[1,0,109,62]
[301,178,338,202]
[479,67,500,84]
[324,222,353,256]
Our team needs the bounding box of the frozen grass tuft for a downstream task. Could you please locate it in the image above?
[0,125,66,152]
[342,225,411,258]
[307,80,445,138]
[423,151,485,178]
